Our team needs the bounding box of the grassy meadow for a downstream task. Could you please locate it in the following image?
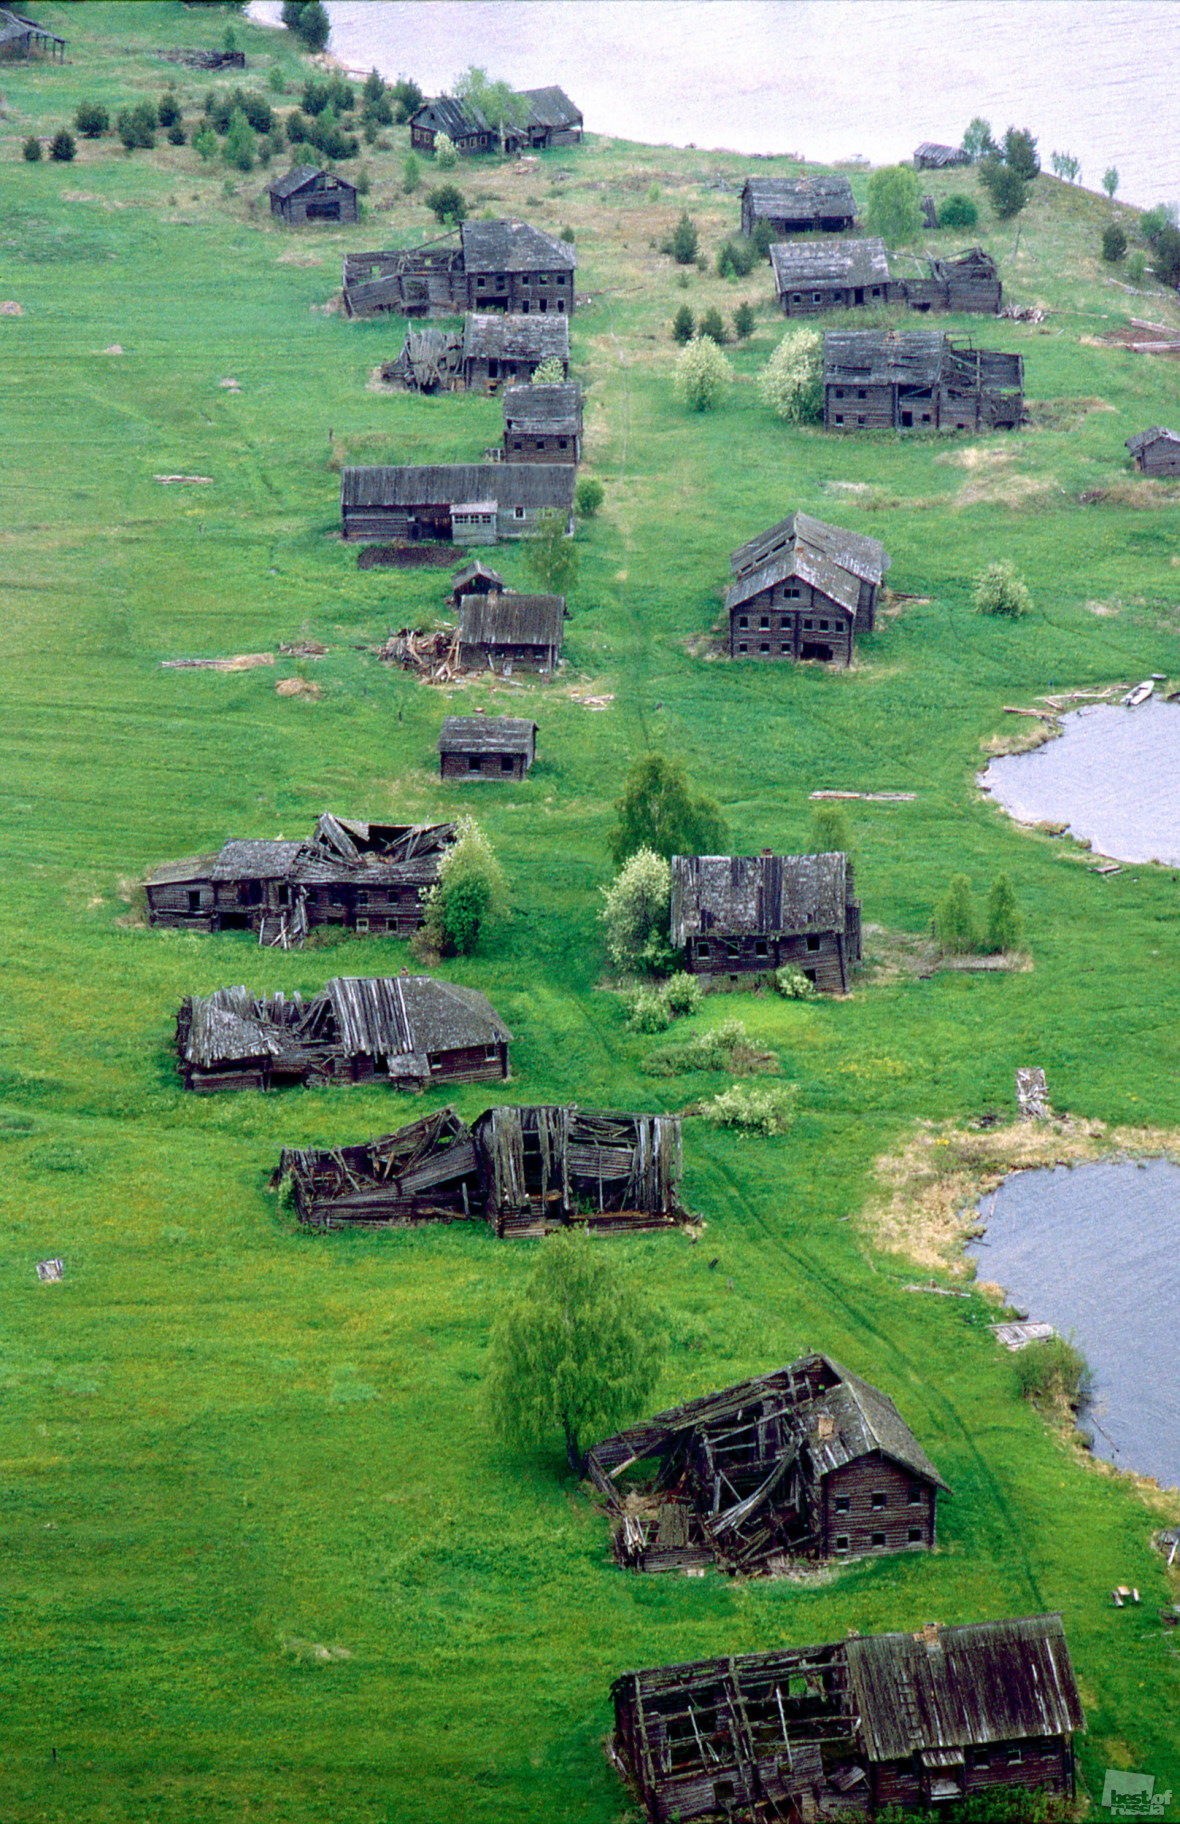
[2,6,1180,1819]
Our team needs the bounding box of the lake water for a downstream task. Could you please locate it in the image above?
[969,1159,1180,1488]
[249,1,1180,210]
[982,699,1180,868]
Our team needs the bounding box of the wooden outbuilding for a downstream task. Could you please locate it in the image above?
[905,245,1002,313]
[342,221,576,319]
[457,591,567,673]
[0,7,64,57]
[823,329,1023,431]
[502,86,584,153]
[438,714,537,779]
[670,851,861,990]
[176,976,511,1093]
[913,141,972,168]
[1126,426,1180,474]
[611,1614,1084,1824]
[449,558,505,605]
[461,312,570,388]
[340,464,575,543]
[268,165,358,225]
[146,814,455,946]
[770,236,898,315]
[726,511,890,664]
[408,95,498,156]
[278,1103,684,1234]
[501,383,582,463]
[587,1352,948,1574]
[740,174,857,238]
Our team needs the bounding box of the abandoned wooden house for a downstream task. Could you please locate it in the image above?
[145,814,455,946]
[438,714,537,780]
[381,313,571,394]
[587,1352,948,1574]
[176,976,511,1093]
[278,1103,684,1234]
[1126,426,1180,474]
[726,511,890,665]
[500,383,583,463]
[904,245,1002,313]
[823,330,1023,431]
[457,592,567,673]
[670,851,861,991]
[770,237,898,315]
[342,221,576,319]
[740,174,857,239]
[913,140,972,168]
[502,86,584,153]
[611,1614,1084,1824]
[449,557,505,606]
[267,165,358,225]
[0,7,65,57]
[408,95,499,156]
[340,464,576,544]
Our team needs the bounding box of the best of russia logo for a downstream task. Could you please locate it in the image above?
[1102,1769,1175,1818]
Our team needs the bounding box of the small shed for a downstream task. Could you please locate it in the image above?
[268,165,358,225]
[0,7,65,57]
[409,95,498,156]
[741,174,857,238]
[438,715,537,780]
[450,558,505,605]
[501,383,583,462]
[1126,426,1180,474]
[770,237,898,315]
[914,141,971,168]
[457,592,567,673]
[671,850,862,990]
[726,511,890,662]
[503,86,584,153]
[461,312,570,389]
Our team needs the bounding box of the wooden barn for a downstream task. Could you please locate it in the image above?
[823,330,1023,432]
[770,236,898,315]
[905,245,1002,313]
[438,714,537,780]
[340,463,576,543]
[408,95,499,156]
[501,383,583,463]
[502,86,584,153]
[913,140,972,168]
[267,165,358,225]
[461,312,570,388]
[450,558,505,605]
[587,1352,948,1574]
[740,174,857,238]
[457,592,567,673]
[342,221,575,319]
[1126,426,1180,474]
[176,976,512,1093]
[611,1614,1084,1824]
[726,511,890,664]
[146,815,455,946]
[670,851,861,991]
[0,7,64,57]
[278,1103,684,1234]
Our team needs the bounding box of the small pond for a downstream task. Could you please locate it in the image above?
[982,699,1180,866]
[968,1158,1180,1488]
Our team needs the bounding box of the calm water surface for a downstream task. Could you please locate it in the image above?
[969,1159,1180,1488]
[251,1,1180,208]
[983,699,1180,867]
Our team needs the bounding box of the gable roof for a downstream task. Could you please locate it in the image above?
[0,8,64,47]
[670,851,854,946]
[462,311,570,362]
[824,327,949,388]
[927,244,998,283]
[438,715,537,754]
[742,173,856,220]
[727,512,890,614]
[268,164,355,200]
[770,236,890,291]
[459,592,566,649]
[460,218,577,273]
[451,558,506,593]
[410,95,492,140]
[502,383,582,433]
[341,464,576,512]
[519,85,582,130]
[1126,425,1180,453]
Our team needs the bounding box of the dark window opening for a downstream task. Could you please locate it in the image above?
[871,1531,887,1548]
[908,1483,923,1505]
[500,754,514,773]
[755,941,768,957]
[835,1535,850,1553]
[188,890,202,913]
[468,754,482,771]
[908,1527,923,1543]
[834,1495,850,1514]
[806,935,821,952]
[871,1492,887,1509]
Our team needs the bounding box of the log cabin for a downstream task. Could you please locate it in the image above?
[904,245,1002,313]
[770,237,899,315]
[0,8,65,57]
[146,814,455,946]
[438,714,537,779]
[671,851,861,991]
[586,1352,948,1574]
[176,976,511,1093]
[502,86,584,153]
[267,165,358,225]
[457,591,567,673]
[449,558,505,606]
[408,95,499,156]
[278,1104,684,1234]
[462,312,570,388]
[823,329,1023,431]
[913,141,972,168]
[726,512,890,665]
[740,174,857,238]
[340,464,576,543]
[500,383,582,463]
[1126,426,1180,474]
[342,221,576,318]
[611,1614,1084,1824]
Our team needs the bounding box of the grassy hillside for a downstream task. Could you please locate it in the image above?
[2,7,1179,1820]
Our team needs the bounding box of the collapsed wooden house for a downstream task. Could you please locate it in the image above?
[502,86,584,153]
[342,221,576,319]
[823,330,1023,431]
[380,324,463,393]
[726,512,890,665]
[611,1614,1084,1824]
[340,463,576,543]
[0,7,65,58]
[408,95,500,156]
[587,1353,948,1574]
[1126,425,1180,474]
[740,174,857,238]
[670,852,861,991]
[905,245,1002,313]
[267,165,358,225]
[278,1103,684,1234]
[913,141,972,168]
[146,814,455,946]
[381,313,571,394]
[177,977,511,1093]
[770,237,898,315]
[500,383,583,463]
[457,591,567,673]
[438,714,537,780]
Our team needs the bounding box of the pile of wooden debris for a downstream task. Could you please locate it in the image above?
[370,625,459,681]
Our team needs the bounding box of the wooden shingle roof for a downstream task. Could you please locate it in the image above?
[1126,425,1180,453]
[743,173,856,219]
[268,164,355,200]
[438,715,537,755]
[462,312,570,362]
[410,96,491,140]
[341,463,576,512]
[502,383,582,434]
[770,236,890,291]
[727,511,890,615]
[519,85,582,130]
[459,593,566,648]
[460,218,577,273]
[670,851,853,946]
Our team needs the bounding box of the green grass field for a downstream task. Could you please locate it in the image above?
[2,7,1180,1819]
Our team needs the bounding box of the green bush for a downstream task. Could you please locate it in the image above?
[117,101,158,151]
[625,989,673,1034]
[663,211,698,264]
[938,193,978,229]
[282,1,330,53]
[715,235,757,279]
[418,818,507,957]
[696,1081,797,1136]
[697,307,728,345]
[645,1019,766,1077]
[808,803,853,855]
[223,107,256,172]
[1102,222,1127,262]
[662,973,702,1017]
[74,101,109,138]
[1126,249,1146,281]
[758,326,823,423]
[193,125,219,162]
[433,132,457,170]
[157,92,182,130]
[980,158,1028,219]
[167,123,187,148]
[600,848,673,974]
[1013,1336,1090,1411]
[426,182,466,225]
[934,874,977,954]
[974,559,1032,618]
[402,151,421,193]
[672,303,694,344]
[865,163,923,245]
[574,478,604,519]
[22,136,42,162]
[560,224,575,243]
[732,300,755,340]
[390,78,424,124]
[985,873,1023,953]
[607,754,726,867]
[1152,225,1180,286]
[49,130,76,163]
[774,965,817,1000]
[674,334,733,410]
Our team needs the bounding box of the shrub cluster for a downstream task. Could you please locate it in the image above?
[933,874,1023,955]
[624,972,703,1033]
[644,1018,774,1077]
[1012,1336,1090,1412]
[774,965,817,1000]
[696,1081,797,1136]
[937,193,978,229]
[973,559,1032,618]
[715,234,758,278]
